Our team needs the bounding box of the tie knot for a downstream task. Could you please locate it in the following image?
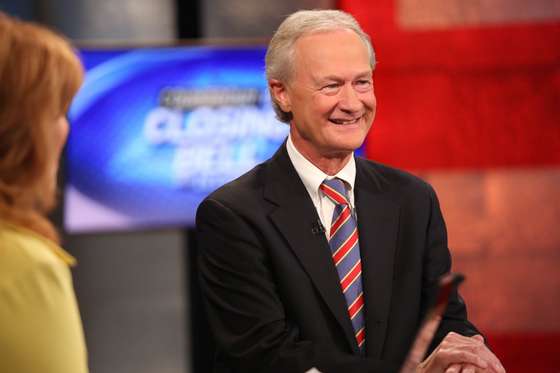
[320,178,350,206]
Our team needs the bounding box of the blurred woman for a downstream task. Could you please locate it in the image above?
[0,12,88,373]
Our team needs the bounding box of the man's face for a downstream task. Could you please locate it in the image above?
[273,28,376,162]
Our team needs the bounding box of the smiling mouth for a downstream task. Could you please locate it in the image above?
[329,116,361,125]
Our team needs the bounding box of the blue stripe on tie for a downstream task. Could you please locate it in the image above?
[351,307,366,334]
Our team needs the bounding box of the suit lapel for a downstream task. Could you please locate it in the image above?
[263,145,360,354]
[355,158,400,359]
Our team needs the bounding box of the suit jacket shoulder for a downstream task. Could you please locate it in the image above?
[355,157,436,200]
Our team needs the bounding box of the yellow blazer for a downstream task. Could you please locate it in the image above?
[0,220,88,373]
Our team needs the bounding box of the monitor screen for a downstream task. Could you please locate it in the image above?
[64,45,289,233]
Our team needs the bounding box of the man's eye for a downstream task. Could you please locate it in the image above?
[321,84,340,93]
[355,80,372,92]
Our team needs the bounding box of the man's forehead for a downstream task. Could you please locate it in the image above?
[291,30,372,79]
[292,29,369,60]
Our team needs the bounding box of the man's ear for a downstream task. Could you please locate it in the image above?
[269,79,291,112]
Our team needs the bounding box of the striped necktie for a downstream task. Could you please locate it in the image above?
[320,178,366,353]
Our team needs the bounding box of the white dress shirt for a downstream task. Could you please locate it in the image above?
[286,135,357,239]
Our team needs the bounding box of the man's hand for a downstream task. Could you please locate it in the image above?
[399,273,505,373]
[416,333,505,373]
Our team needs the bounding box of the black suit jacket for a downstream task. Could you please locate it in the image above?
[196,144,479,373]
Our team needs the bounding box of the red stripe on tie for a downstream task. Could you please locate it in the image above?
[348,292,364,319]
[332,228,358,266]
[320,184,348,205]
[356,327,365,347]
[330,205,352,238]
[341,260,362,292]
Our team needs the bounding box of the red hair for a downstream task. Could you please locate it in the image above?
[0,12,83,242]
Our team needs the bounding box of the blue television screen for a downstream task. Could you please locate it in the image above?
[64,46,289,233]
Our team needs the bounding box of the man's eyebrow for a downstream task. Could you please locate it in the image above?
[315,71,373,83]
[314,75,343,83]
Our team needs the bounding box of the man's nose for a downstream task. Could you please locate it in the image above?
[338,84,362,112]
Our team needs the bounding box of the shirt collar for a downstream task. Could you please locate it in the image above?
[286,134,356,198]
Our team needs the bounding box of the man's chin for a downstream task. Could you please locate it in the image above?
[323,142,364,157]
[334,136,367,152]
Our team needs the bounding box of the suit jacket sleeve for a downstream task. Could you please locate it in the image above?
[196,198,399,373]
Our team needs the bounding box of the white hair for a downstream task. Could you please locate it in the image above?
[265,9,376,123]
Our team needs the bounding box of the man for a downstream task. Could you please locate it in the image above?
[196,9,504,373]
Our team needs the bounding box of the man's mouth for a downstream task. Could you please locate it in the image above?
[329,116,361,125]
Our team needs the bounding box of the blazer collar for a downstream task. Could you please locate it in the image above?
[263,144,361,353]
